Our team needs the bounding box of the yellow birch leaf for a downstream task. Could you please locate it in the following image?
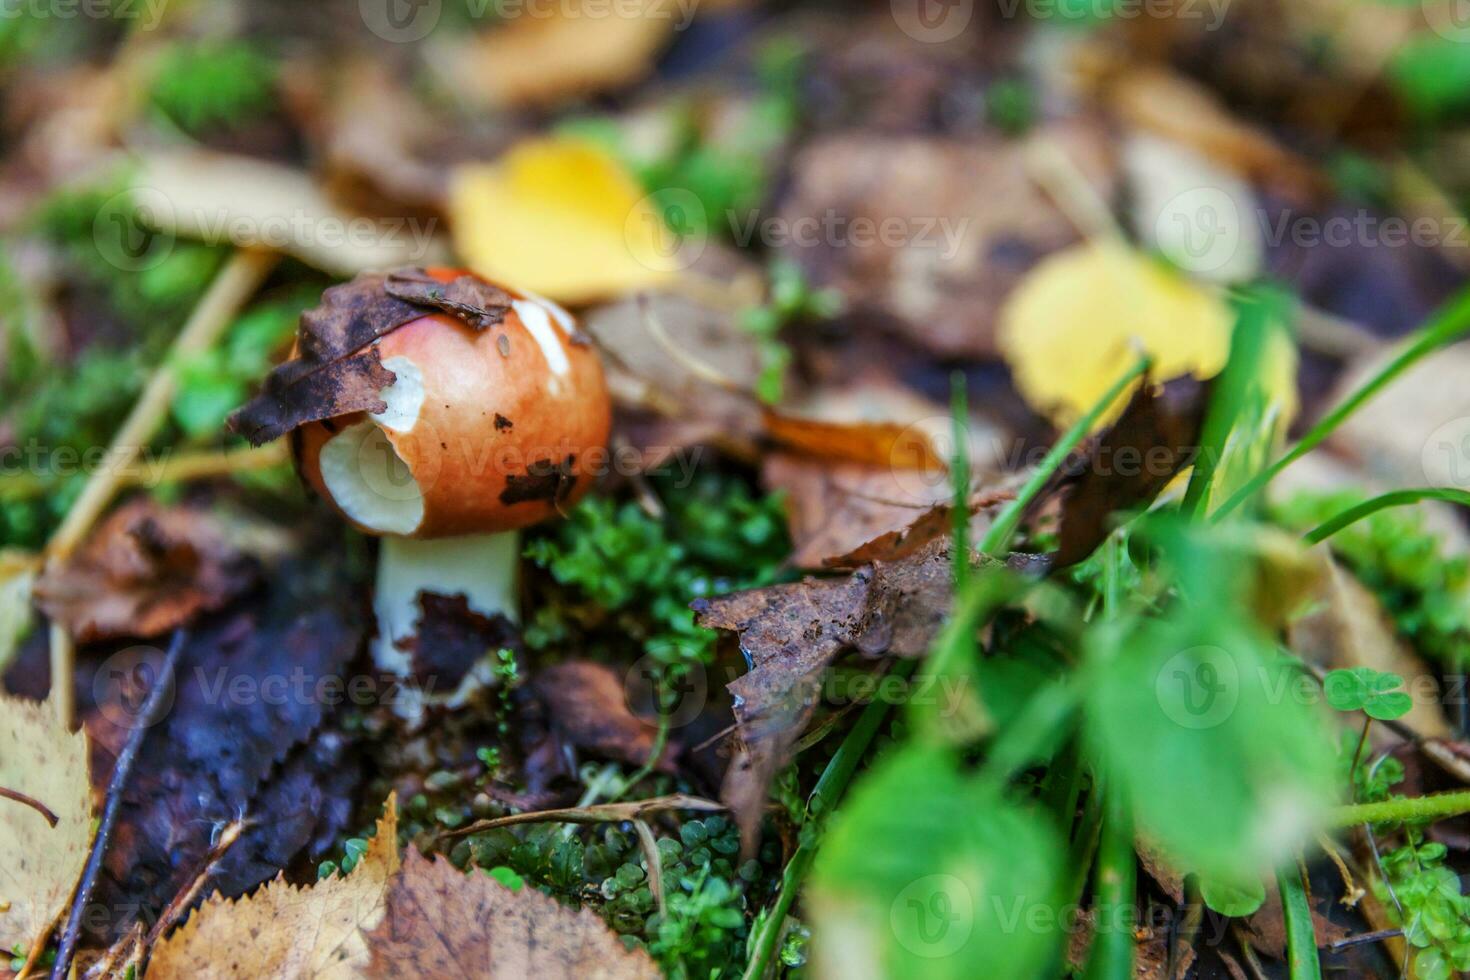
[149,795,401,980]
[449,138,676,305]
[997,242,1297,428]
[0,695,93,959]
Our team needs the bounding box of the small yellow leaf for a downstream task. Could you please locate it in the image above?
[150,795,401,980]
[449,138,676,304]
[997,242,1297,428]
[0,695,93,958]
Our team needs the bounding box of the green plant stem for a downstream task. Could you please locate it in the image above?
[1302,488,1470,545]
[741,658,918,980]
[1082,789,1137,980]
[1276,859,1322,980]
[951,371,971,588]
[974,676,1081,796]
[1214,286,1470,522]
[1329,789,1470,828]
[1181,285,1283,520]
[981,354,1152,554]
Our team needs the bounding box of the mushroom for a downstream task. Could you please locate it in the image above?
[288,267,610,696]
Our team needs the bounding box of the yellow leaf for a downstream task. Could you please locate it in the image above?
[0,695,93,958]
[149,795,401,980]
[997,242,1297,427]
[449,138,676,305]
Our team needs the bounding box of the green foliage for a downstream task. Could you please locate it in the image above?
[149,41,278,136]
[1273,489,1470,666]
[739,260,840,405]
[1198,873,1267,917]
[523,473,788,665]
[811,744,1063,979]
[460,813,765,978]
[1390,35,1470,121]
[986,78,1036,136]
[1377,832,1470,980]
[1081,520,1338,881]
[1323,667,1413,721]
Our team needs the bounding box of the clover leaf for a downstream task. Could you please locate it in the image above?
[1324,667,1413,721]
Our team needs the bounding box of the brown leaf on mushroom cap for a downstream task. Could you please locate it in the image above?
[530,661,674,771]
[228,268,510,446]
[33,498,261,643]
[696,539,986,855]
[365,848,661,979]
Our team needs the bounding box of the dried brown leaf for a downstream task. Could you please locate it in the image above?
[229,268,508,445]
[33,498,260,643]
[365,848,660,979]
[530,661,672,771]
[148,795,400,980]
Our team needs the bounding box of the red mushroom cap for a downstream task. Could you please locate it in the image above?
[296,268,610,538]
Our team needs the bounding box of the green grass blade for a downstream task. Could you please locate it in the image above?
[1303,488,1470,545]
[1276,860,1322,980]
[1082,790,1137,980]
[1213,286,1470,522]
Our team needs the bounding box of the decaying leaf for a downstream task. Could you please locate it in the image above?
[0,553,38,677]
[775,123,1116,359]
[229,268,510,445]
[449,138,676,304]
[998,243,1294,429]
[429,0,675,110]
[762,409,947,472]
[132,151,450,276]
[365,848,661,979]
[696,539,978,854]
[149,795,400,980]
[763,455,1013,569]
[0,695,92,958]
[33,498,262,643]
[530,661,673,771]
[1042,376,1211,568]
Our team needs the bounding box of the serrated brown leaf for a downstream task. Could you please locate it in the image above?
[229,268,508,446]
[0,695,93,957]
[33,498,261,643]
[148,795,400,980]
[695,538,982,856]
[365,848,660,979]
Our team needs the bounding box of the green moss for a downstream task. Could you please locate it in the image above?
[1273,489,1470,667]
[149,40,278,136]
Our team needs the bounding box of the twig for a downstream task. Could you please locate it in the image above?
[0,786,58,827]
[144,818,244,947]
[633,819,666,918]
[43,249,276,728]
[51,629,185,980]
[440,793,724,840]
[1328,928,1403,951]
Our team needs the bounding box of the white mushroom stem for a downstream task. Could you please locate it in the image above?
[371,531,521,678]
